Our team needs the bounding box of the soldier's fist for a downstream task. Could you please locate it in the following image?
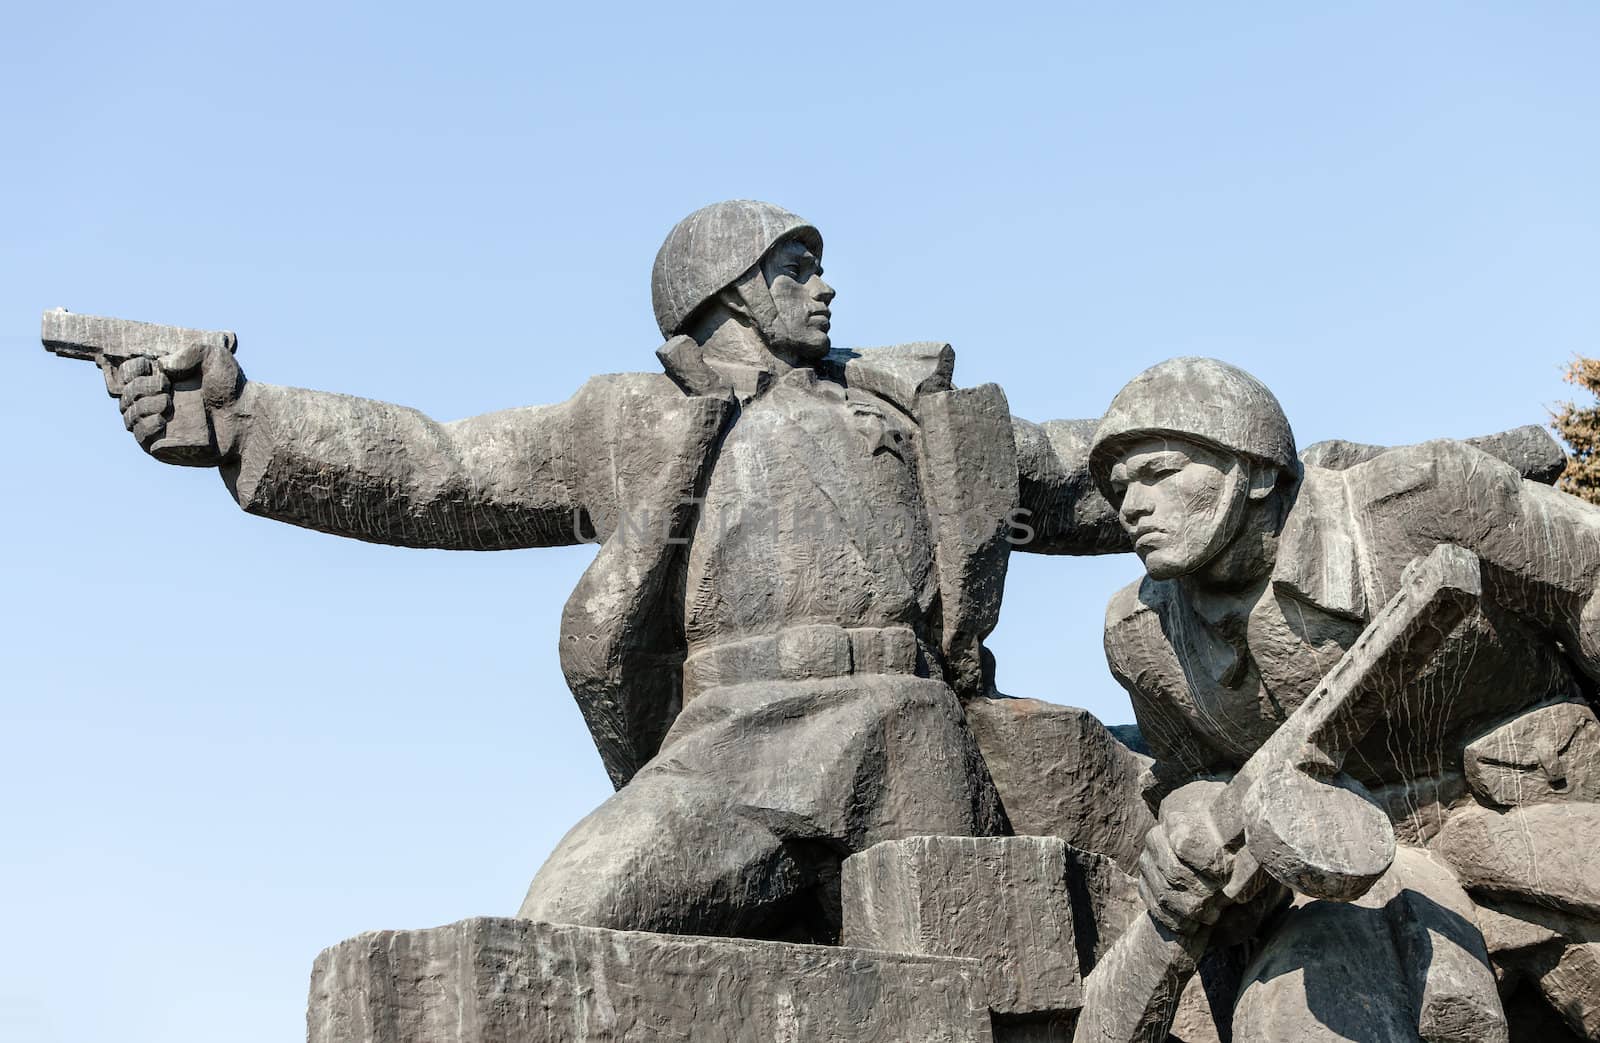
[1137,778,1233,934]
[113,340,244,464]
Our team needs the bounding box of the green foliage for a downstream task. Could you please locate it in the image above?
[1553,357,1600,504]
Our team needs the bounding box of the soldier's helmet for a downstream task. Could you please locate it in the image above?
[1089,357,1298,496]
[651,200,823,339]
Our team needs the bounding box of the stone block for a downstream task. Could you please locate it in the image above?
[308,917,994,1043]
[842,835,1081,1022]
[1060,844,1142,969]
[1538,940,1600,1040]
[963,696,1154,873]
[1463,701,1600,808]
[1439,803,1600,920]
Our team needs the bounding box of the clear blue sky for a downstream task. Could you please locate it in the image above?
[3,3,1597,1040]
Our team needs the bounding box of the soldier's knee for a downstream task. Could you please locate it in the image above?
[516,775,805,936]
[1234,849,1507,1043]
[517,857,634,929]
[516,779,708,930]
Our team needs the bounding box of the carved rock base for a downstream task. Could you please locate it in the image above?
[308,917,994,1043]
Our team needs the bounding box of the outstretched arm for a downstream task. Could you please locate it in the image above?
[1011,415,1131,555]
[224,381,591,550]
[117,341,594,550]
[1353,440,1600,680]
[1303,424,1566,484]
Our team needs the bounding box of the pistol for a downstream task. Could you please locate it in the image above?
[42,308,237,465]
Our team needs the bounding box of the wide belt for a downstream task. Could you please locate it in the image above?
[682,623,925,703]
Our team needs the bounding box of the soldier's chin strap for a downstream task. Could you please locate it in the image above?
[1246,460,1281,500]
[1188,459,1254,573]
[723,265,785,343]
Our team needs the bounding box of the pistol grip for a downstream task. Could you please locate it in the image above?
[150,382,216,465]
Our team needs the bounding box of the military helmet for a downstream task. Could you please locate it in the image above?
[651,200,823,338]
[1089,357,1297,494]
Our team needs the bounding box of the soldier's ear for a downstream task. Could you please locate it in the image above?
[1246,463,1280,501]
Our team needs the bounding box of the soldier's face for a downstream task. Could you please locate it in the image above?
[759,238,835,361]
[1107,437,1249,580]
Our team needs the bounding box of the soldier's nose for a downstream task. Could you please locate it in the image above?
[1121,490,1154,524]
[815,279,836,303]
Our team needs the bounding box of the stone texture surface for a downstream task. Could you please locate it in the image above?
[1085,357,1600,1043]
[1536,940,1600,1039]
[1078,543,1483,1043]
[1164,980,1223,1043]
[1475,901,1567,968]
[1062,845,1144,969]
[1381,851,1507,1043]
[842,835,1082,1019]
[1164,947,1248,1043]
[308,918,994,1043]
[1439,802,1600,920]
[1230,848,1506,1043]
[60,201,1141,944]
[1470,899,1600,1039]
[1300,423,1567,484]
[41,308,238,464]
[93,199,1125,943]
[1463,699,1600,807]
[964,695,1154,874]
[48,215,1600,1043]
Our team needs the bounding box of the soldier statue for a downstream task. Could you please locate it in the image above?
[1087,357,1600,1040]
[96,200,1128,943]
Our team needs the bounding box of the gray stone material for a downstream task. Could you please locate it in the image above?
[1438,802,1600,920]
[1475,901,1569,970]
[1471,900,1600,1039]
[1301,423,1567,485]
[45,201,1152,945]
[963,696,1154,874]
[1535,940,1600,1039]
[1382,851,1506,1043]
[1061,846,1143,969]
[651,200,820,339]
[1463,699,1600,807]
[1011,416,1128,556]
[42,212,1600,1041]
[308,918,994,1043]
[41,308,239,464]
[841,836,1083,1019]
[1077,355,1600,1041]
[1078,543,1483,1043]
[915,384,1020,696]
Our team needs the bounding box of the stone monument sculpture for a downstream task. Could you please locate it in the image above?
[1077,357,1600,1041]
[43,199,1141,933]
[41,206,1599,1041]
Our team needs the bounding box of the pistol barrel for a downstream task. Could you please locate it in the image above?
[41,308,235,363]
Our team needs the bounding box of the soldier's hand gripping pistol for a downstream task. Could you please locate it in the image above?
[42,308,243,466]
[1074,542,1484,1043]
